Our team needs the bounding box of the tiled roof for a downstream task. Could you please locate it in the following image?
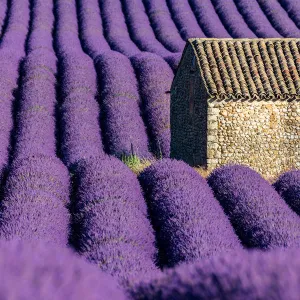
[189,38,300,101]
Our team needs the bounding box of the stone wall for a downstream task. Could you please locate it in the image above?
[207,100,300,178]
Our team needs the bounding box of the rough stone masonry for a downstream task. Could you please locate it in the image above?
[171,38,300,178]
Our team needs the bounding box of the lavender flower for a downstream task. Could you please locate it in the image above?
[233,0,281,37]
[70,155,158,282]
[0,239,127,300]
[166,0,206,40]
[0,154,70,245]
[207,164,300,249]
[273,170,300,215]
[131,53,173,158]
[129,247,300,299]
[95,51,151,159]
[256,0,300,37]
[188,0,231,37]
[210,0,256,37]
[138,159,241,268]
[142,0,185,52]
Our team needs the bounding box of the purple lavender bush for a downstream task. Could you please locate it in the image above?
[166,0,206,40]
[120,0,172,57]
[131,53,173,158]
[138,159,242,268]
[0,239,127,300]
[99,0,140,57]
[0,0,30,180]
[54,0,82,55]
[58,53,105,167]
[273,170,300,215]
[77,0,110,59]
[13,52,57,160]
[233,0,281,37]
[95,51,151,159]
[26,0,55,53]
[188,0,230,37]
[256,0,300,37]
[142,0,185,52]
[0,154,70,245]
[129,247,300,300]
[70,155,158,282]
[279,0,300,29]
[210,0,256,38]
[207,165,300,249]
[0,0,7,36]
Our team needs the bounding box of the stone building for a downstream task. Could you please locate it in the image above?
[170,38,300,178]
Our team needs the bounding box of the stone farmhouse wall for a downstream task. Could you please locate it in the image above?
[207,100,300,177]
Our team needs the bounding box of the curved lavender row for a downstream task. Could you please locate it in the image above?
[0,0,29,180]
[207,165,300,249]
[273,170,300,216]
[13,52,57,160]
[77,0,110,59]
[233,0,281,37]
[256,0,300,37]
[0,155,70,245]
[210,0,256,38]
[0,240,127,300]
[138,159,242,268]
[279,0,300,29]
[58,54,105,167]
[95,51,151,159]
[99,0,140,57]
[164,52,182,73]
[131,53,173,158]
[54,0,82,55]
[120,0,172,57]
[166,0,206,40]
[70,156,158,282]
[188,0,230,37]
[142,0,185,52]
[129,248,300,300]
[0,0,29,55]
[27,0,54,53]
[0,0,7,37]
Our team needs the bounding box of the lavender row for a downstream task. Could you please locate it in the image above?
[166,0,206,40]
[99,0,140,57]
[210,0,256,38]
[142,0,185,52]
[131,53,173,158]
[77,0,110,59]
[95,51,151,159]
[0,0,30,180]
[70,156,158,283]
[138,159,241,268]
[0,155,70,245]
[188,0,230,38]
[120,0,172,58]
[0,240,126,300]
[54,0,105,167]
[54,0,82,56]
[207,165,300,249]
[256,0,300,37]
[13,51,57,160]
[129,247,300,299]
[58,54,105,167]
[0,0,7,37]
[274,170,300,216]
[279,0,300,29]
[233,0,281,37]
[27,0,55,53]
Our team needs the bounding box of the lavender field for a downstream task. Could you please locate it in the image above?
[0,0,299,299]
